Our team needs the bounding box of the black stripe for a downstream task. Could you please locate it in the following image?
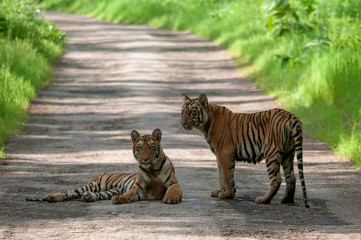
[98,173,106,185]
[164,165,172,177]
[152,157,168,176]
[123,175,136,189]
[135,182,145,193]
[295,143,302,149]
[235,114,241,157]
[139,165,153,176]
[268,166,280,177]
[228,110,232,123]
[229,163,235,170]
[298,163,304,170]
[291,119,299,129]
[240,116,251,159]
[124,180,135,191]
[138,173,147,183]
[255,128,263,152]
[137,193,141,201]
[109,189,119,195]
[105,191,112,199]
[94,193,100,199]
[163,173,172,185]
[248,123,257,157]
[244,115,254,158]
[241,132,251,159]
[219,126,226,151]
[104,175,114,190]
[100,192,107,199]
[230,112,238,123]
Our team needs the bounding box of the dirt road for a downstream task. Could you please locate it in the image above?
[1,12,360,239]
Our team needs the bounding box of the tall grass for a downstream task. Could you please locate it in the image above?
[41,0,361,167]
[0,0,65,156]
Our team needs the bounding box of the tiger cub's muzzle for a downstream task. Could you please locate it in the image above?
[182,123,194,130]
[180,116,194,130]
[138,149,154,164]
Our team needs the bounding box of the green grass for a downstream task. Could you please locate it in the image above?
[41,0,361,167]
[0,0,65,152]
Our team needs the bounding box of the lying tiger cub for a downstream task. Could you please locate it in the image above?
[26,129,183,204]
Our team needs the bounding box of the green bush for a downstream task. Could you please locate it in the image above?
[0,0,65,156]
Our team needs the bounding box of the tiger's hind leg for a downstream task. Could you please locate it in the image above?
[47,180,100,202]
[255,152,282,204]
[47,185,91,202]
[281,150,296,204]
[48,189,81,202]
[81,188,120,202]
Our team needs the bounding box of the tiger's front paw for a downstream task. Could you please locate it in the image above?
[211,189,235,199]
[163,195,181,204]
[255,196,271,204]
[163,191,182,204]
[211,190,221,198]
[217,190,235,199]
[81,191,96,202]
[112,195,131,204]
[164,184,182,204]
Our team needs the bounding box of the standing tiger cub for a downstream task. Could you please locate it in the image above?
[26,129,183,204]
[181,94,309,208]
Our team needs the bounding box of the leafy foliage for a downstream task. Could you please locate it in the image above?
[261,0,315,36]
[0,0,65,151]
[1,0,65,58]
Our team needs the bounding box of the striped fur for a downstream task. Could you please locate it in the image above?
[26,172,137,202]
[181,94,309,208]
[26,129,182,204]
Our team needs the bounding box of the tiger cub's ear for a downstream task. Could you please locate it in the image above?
[198,94,208,108]
[152,128,162,142]
[182,94,191,102]
[131,130,140,142]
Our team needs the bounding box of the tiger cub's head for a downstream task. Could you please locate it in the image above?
[181,93,208,130]
[131,128,163,169]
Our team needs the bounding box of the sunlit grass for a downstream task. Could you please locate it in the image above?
[0,0,65,153]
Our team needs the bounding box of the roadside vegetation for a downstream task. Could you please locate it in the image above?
[40,0,361,167]
[0,0,65,157]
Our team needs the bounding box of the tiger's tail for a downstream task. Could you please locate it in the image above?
[25,187,122,202]
[25,196,51,202]
[25,184,94,202]
[292,117,310,208]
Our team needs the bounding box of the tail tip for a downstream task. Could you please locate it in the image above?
[25,196,50,202]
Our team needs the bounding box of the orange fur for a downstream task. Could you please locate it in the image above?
[112,128,182,204]
[26,129,182,205]
[181,94,309,207]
